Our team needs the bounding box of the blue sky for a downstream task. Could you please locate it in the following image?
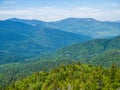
[0,0,120,21]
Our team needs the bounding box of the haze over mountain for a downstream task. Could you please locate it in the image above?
[1,17,120,64]
[47,18,120,38]
[0,20,91,64]
[7,18,46,27]
[0,0,120,89]
[9,18,120,38]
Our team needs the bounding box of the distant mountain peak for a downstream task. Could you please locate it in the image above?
[6,18,46,27]
[84,18,97,21]
[60,17,97,21]
[7,18,22,21]
[7,18,44,22]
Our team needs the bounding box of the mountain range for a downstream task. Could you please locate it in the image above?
[51,36,120,67]
[9,18,120,38]
[1,17,120,64]
[0,20,91,64]
[0,35,120,89]
[0,17,120,89]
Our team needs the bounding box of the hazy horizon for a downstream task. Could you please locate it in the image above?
[0,0,120,21]
[1,17,120,22]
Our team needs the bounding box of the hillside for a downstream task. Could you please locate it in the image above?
[91,49,120,67]
[52,36,120,66]
[1,0,120,89]
[46,18,120,38]
[0,36,119,89]
[0,20,91,64]
[7,63,120,90]
[8,18,120,38]
[7,18,46,27]
[0,59,74,89]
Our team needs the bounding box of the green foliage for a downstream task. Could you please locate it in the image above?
[0,36,120,89]
[52,36,120,67]
[7,63,120,90]
[91,49,120,67]
[0,20,90,64]
[0,18,120,90]
[0,59,75,89]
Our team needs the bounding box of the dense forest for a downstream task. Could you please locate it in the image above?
[0,20,91,64]
[7,62,120,90]
[0,17,120,90]
[0,36,120,90]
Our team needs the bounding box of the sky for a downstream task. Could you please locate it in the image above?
[0,0,120,21]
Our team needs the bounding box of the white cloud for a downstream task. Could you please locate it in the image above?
[0,6,120,21]
[0,10,31,14]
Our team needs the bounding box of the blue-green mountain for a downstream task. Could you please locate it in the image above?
[0,18,120,89]
[0,20,91,64]
[52,36,120,67]
[9,18,120,38]
[0,36,119,89]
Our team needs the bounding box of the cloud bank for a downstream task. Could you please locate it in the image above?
[0,6,120,21]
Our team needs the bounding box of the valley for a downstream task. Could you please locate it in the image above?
[0,18,120,90]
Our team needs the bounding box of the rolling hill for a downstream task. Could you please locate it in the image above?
[0,18,120,89]
[7,18,46,27]
[49,36,120,67]
[9,18,120,38]
[0,20,91,64]
[7,63,120,90]
[46,18,120,38]
[0,36,119,89]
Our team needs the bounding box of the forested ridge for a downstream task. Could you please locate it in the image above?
[1,0,120,88]
[52,36,120,62]
[0,36,120,89]
[0,20,91,64]
[7,63,120,90]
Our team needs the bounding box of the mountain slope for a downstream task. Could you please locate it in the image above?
[46,18,120,38]
[0,20,91,64]
[8,18,46,27]
[92,49,120,67]
[8,18,120,38]
[0,36,119,89]
[51,36,120,66]
[0,49,120,89]
[7,63,120,90]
